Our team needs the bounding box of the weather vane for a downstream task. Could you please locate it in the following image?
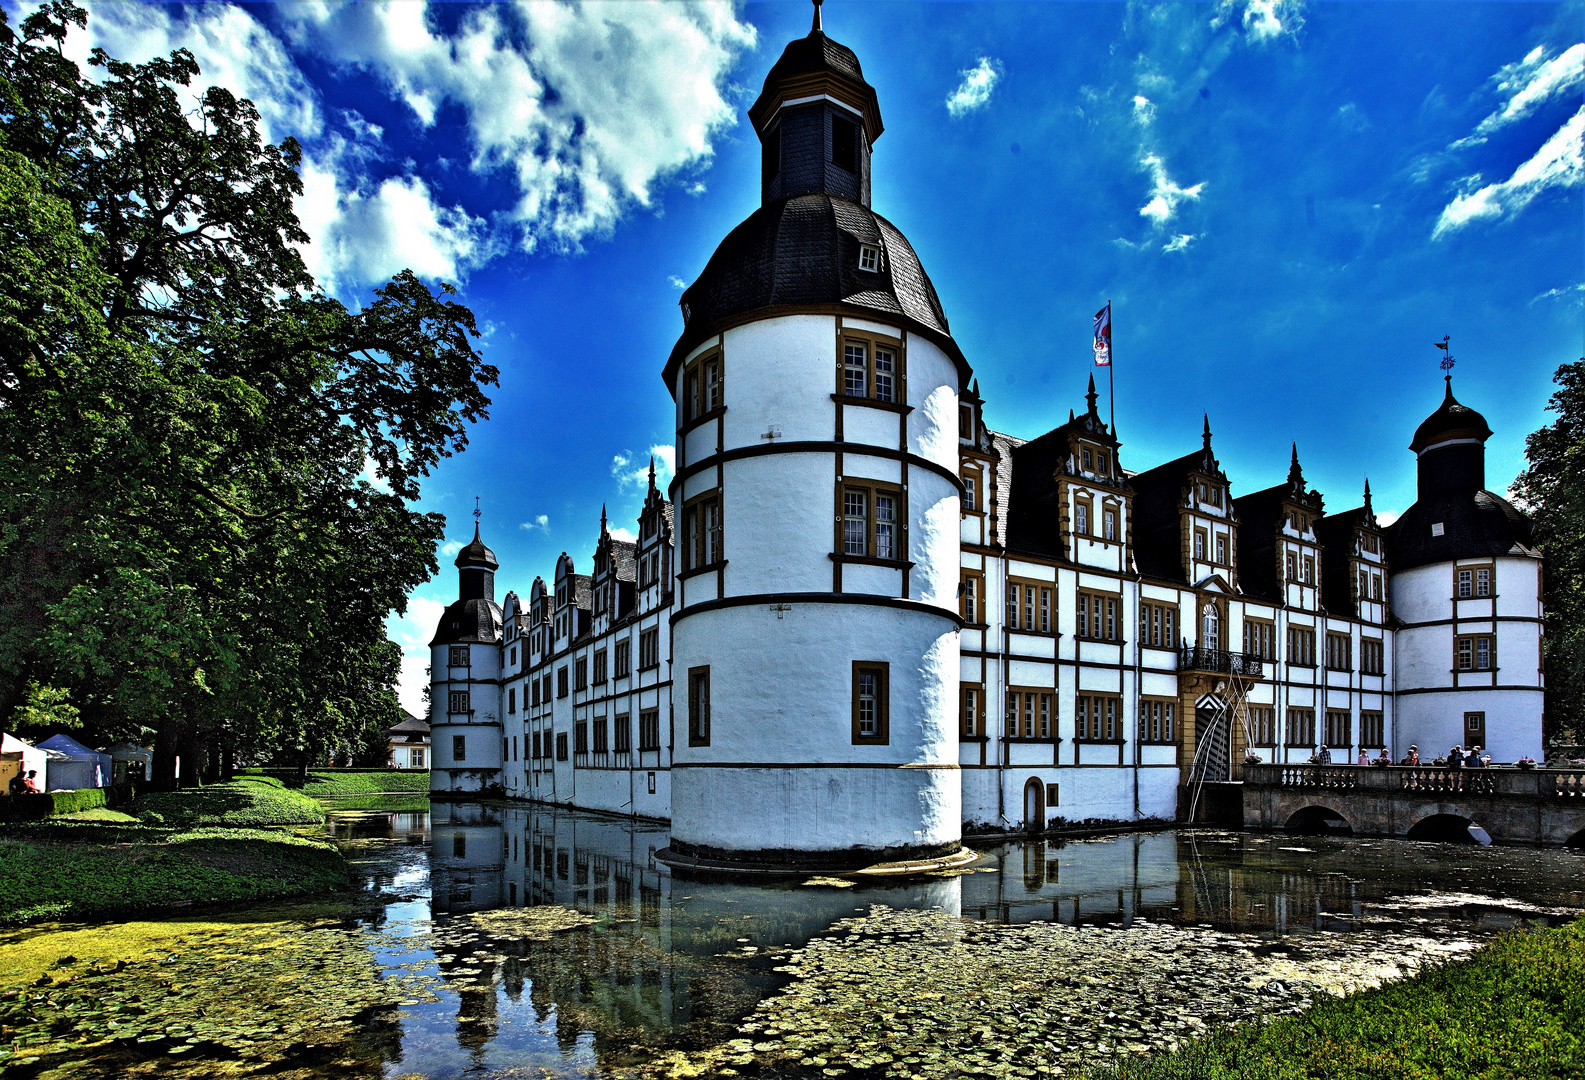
[1435,335,1455,375]
[474,496,481,524]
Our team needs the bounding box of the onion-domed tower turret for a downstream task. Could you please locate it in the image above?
[662,9,969,869]
[430,524,504,795]
[1387,377,1542,762]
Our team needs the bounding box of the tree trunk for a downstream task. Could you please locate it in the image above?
[151,721,181,792]
[220,740,235,782]
[179,730,208,788]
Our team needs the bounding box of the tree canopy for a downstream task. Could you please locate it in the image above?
[0,2,497,782]
[1512,358,1585,747]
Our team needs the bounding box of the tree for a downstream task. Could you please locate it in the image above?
[0,3,497,784]
[1511,359,1585,747]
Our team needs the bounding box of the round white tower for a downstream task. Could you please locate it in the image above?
[663,15,968,868]
[1387,378,1544,762]
[429,525,505,795]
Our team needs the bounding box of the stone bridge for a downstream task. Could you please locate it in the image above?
[1242,764,1585,846]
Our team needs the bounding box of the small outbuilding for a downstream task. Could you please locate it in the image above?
[36,734,113,790]
[388,712,431,769]
[105,741,154,785]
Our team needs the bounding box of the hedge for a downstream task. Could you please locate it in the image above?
[0,785,130,822]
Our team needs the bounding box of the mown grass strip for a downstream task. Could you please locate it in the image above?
[1085,918,1585,1080]
[132,778,324,828]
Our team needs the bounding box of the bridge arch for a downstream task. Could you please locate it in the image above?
[1284,804,1353,836]
[1406,812,1490,845]
[1564,828,1585,850]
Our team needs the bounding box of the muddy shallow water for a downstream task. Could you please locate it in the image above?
[2,800,1581,1080]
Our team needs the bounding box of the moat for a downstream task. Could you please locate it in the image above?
[3,797,1582,1079]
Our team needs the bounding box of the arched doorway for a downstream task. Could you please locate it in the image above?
[1564,829,1585,852]
[1285,806,1353,836]
[1023,777,1045,832]
[1406,814,1489,845]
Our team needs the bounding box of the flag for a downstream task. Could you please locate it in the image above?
[1093,304,1111,367]
[1434,336,1449,350]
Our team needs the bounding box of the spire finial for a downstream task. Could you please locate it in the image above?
[1363,478,1373,513]
[601,503,608,529]
[473,496,481,538]
[1288,442,1303,486]
[1085,372,1098,414]
[811,0,823,34]
[648,455,657,487]
[1202,413,1212,449]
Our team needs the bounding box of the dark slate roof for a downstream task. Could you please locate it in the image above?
[454,525,499,570]
[1005,427,1072,561]
[571,574,593,611]
[610,540,638,583]
[1128,450,1205,584]
[1315,506,1371,613]
[986,430,1024,549]
[389,712,430,735]
[1231,484,1292,603]
[1385,489,1537,572]
[661,501,674,536]
[1410,378,1492,453]
[668,194,959,380]
[764,30,866,86]
[428,597,503,646]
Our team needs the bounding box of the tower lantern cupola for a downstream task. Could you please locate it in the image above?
[748,2,883,207]
[454,524,499,602]
[1410,376,1492,497]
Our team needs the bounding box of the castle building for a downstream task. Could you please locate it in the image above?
[428,15,1544,867]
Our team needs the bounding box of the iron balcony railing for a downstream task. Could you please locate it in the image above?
[1178,645,1264,678]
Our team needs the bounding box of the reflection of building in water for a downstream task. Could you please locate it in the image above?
[427,7,1542,866]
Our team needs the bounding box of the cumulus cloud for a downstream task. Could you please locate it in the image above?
[668,275,688,289]
[289,1,756,252]
[520,514,551,534]
[440,540,464,556]
[1434,105,1584,238]
[1138,154,1206,226]
[1131,95,1156,125]
[1453,43,1585,148]
[945,57,1003,118]
[386,594,447,716]
[1210,0,1305,42]
[608,526,638,544]
[611,445,675,490]
[1162,233,1196,252]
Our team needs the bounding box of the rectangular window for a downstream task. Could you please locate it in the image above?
[1302,556,1315,584]
[1360,711,1384,748]
[688,666,711,746]
[448,645,469,668]
[1284,708,1316,747]
[531,679,541,707]
[593,715,609,754]
[510,736,516,761]
[961,571,983,624]
[1359,567,1370,600]
[963,469,978,512]
[1373,574,1383,600]
[1140,602,1177,647]
[684,494,724,569]
[858,243,880,273]
[1361,532,1379,553]
[414,748,425,768]
[839,481,903,560]
[853,662,890,743]
[615,640,631,678]
[532,732,541,759]
[1140,699,1176,743]
[1285,551,1297,580]
[574,719,588,755]
[1040,587,1052,632]
[448,690,470,715]
[452,734,467,761]
[1324,710,1352,748]
[682,353,722,423]
[1243,619,1275,660]
[1287,627,1316,666]
[874,346,896,403]
[1005,581,1050,631]
[1465,711,1487,745]
[1457,568,1472,598]
[1215,534,1227,564]
[961,685,982,737]
[1455,635,1495,671]
[575,657,588,692]
[639,708,661,751]
[1360,638,1384,675]
[593,650,607,685]
[543,675,553,702]
[1248,706,1276,747]
[508,688,517,714]
[556,667,569,698]
[1103,509,1117,541]
[614,713,632,753]
[1325,633,1352,671]
[1476,567,1491,597]
[1076,591,1121,641]
[1195,528,1207,561]
[1075,499,1091,536]
[1076,695,1123,741]
[639,628,659,671]
[556,732,569,761]
[843,342,868,397]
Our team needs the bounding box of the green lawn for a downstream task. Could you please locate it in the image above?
[298,770,430,796]
[1085,918,1585,1080]
[0,830,348,925]
[132,778,325,828]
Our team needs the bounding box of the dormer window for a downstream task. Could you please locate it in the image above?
[1082,448,1092,471]
[858,244,881,272]
[1097,451,1110,476]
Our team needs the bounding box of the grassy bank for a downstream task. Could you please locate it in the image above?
[0,830,349,925]
[1086,918,1585,1080]
[298,770,429,796]
[132,776,325,827]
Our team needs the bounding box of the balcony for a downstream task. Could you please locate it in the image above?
[1179,646,1264,678]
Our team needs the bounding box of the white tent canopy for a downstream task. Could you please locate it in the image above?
[1,733,65,793]
[36,734,112,790]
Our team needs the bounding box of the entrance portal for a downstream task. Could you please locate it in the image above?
[1023,777,1045,832]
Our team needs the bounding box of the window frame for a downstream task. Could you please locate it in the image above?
[1323,709,1352,748]
[1287,626,1316,667]
[1139,698,1177,744]
[1324,632,1352,672]
[1140,601,1178,648]
[1244,618,1276,660]
[447,690,471,716]
[1247,706,1277,747]
[960,569,985,625]
[852,661,890,744]
[1455,562,1495,599]
[681,349,724,427]
[1075,590,1122,642]
[1360,710,1385,749]
[452,734,467,761]
[836,478,905,564]
[688,666,711,747]
[960,683,984,738]
[614,640,631,679]
[682,490,725,572]
[1360,637,1385,675]
[837,330,905,406]
[1075,694,1124,742]
[448,645,469,668]
[639,708,661,751]
[639,628,660,671]
[1005,688,1055,740]
[1284,707,1316,747]
[1455,634,1495,671]
[614,712,632,754]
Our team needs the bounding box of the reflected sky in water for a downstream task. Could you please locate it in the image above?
[325,801,1585,1079]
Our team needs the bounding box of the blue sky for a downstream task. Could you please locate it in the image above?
[48,1,1584,712]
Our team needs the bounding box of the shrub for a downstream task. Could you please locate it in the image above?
[0,785,127,822]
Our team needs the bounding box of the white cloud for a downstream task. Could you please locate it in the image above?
[1373,509,1401,528]
[64,2,489,293]
[668,275,688,289]
[1163,233,1196,252]
[1210,0,1305,42]
[387,594,446,716]
[520,514,550,535]
[608,526,638,544]
[1456,43,1585,147]
[1530,282,1585,305]
[440,540,464,556]
[1433,105,1584,238]
[290,0,756,252]
[1138,153,1206,226]
[1131,95,1156,125]
[945,57,1003,118]
[611,444,675,490]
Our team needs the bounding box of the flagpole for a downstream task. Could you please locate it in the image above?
[1107,300,1115,437]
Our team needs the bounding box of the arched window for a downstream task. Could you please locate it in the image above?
[1202,604,1221,652]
